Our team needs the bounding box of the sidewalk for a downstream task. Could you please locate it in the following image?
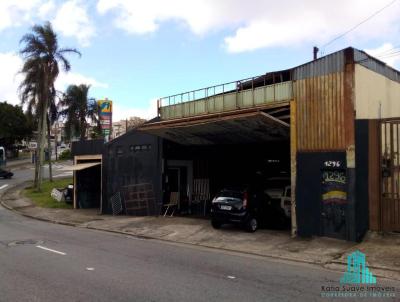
[2,183,400,281]
[6,157,33,169]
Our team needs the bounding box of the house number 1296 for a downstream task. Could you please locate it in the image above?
[324,161,341,168]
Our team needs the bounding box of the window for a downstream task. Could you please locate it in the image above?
[129,144,152,153]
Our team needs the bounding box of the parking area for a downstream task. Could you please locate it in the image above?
[141,107,293,232]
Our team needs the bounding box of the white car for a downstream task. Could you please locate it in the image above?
[264,177,291,218]
[280,186,291,218]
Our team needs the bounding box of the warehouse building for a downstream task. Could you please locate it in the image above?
[73,47,400,242]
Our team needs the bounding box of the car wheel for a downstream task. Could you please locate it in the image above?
[211,219,222,229]
[246,217,258,232]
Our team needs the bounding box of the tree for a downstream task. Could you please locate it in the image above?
[126,116,146,130]
[0,102,32,148]
[60,84,98,141]
[19,22,80,190]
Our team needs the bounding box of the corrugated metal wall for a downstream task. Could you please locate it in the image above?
[294,71,346,151]
[354,49,400,84]
[293,50,344,80]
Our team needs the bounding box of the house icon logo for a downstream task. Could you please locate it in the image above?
[340,250,376,284]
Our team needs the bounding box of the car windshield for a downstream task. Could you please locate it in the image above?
[216,189,243,199]
[265,178,290,188]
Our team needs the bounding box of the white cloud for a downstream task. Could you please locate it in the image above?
[38,0,56,20]
[97,0,243,35]
[0,0,42,31]
[0,1,96,46]
[224,0,400,53]
[0,52,23,105]
[224,12,326,53]
[112,98,158,121]
[0,51,107,108]
[56,72,109,90]
[365,43,400,68]
[53,0,96,46]
[97,0,400,53]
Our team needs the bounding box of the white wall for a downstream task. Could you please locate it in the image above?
[355,64,400,119]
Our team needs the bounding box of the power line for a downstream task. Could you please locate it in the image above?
[379,51,400,59]
[375,44,400,56]
[356,49,400,64]
[321,0,398,51]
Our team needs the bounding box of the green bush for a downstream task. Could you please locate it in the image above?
[59,149,72,160]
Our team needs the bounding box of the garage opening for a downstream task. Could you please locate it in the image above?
[142,105,292,231]
[69,155,102,211]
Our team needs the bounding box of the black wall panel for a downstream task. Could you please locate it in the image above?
[103,130,163,215]
[296,152,347,238]
[355,120,370,241]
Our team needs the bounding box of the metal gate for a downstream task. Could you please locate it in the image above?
[381,119,400,231]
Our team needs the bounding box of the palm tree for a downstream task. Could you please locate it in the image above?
[19,22,80,190]
[60,84,99,141]
[47,90,59,181]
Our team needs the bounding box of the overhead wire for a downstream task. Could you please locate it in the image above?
[320,0,399,54]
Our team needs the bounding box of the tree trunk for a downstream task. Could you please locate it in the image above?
[34,117,41,189]
[80,118,86,140]
[55,123,58,160]
[37,101,47,192]
[47,116,53,182]
[37,71,49,192]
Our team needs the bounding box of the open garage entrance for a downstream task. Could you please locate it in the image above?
[72,154,103,211]
[141,104,293,231]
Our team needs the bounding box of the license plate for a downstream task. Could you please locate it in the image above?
[220,205,232,210]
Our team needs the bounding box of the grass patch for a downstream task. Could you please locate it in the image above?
[24,178,73,209]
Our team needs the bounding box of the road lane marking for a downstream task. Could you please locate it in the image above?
[36,245,66,255]
[227,275,236,279]
[0,184,9,190]
[86,267,95,271]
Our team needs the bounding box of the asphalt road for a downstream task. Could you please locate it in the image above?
[0,161,72,189]
[0,166,399,302]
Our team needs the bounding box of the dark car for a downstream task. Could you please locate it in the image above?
[0,168,13,179]
[210,186,286,232]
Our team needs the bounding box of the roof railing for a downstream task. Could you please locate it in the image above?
[156,73,283,112]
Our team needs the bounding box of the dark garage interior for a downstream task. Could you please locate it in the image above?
[163,141,291,217]
[76,164,101,209]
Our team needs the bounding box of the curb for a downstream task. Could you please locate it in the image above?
[324,261,400,282]
[84,223,324,266]
[6,161,33,170]
[0,184,328,268]
[328,259,400,274]
[2,183,400,281]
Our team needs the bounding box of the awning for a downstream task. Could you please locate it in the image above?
[61,162,101,171]
[140,110,289,145]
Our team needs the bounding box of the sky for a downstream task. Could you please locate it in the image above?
[1,0,400,121]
